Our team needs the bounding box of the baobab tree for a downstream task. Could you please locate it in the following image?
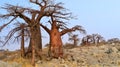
[81,34,105,46]
[81,35,92,46]
[14,23,30,57]
[2,22,30,57]
[91,34,104,45]
[107,38,120,44]
[69,34,79,47]
[40,15,86,58]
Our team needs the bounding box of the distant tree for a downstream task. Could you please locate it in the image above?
[81,34,105,46]
[96,34,104,44]
[86,35,93,44]
[81,35,92,46]
[69,34,79,46]
[107,38,120,44]
[91,34,104,44]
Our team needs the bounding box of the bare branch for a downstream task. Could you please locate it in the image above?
[1,23,29,47]
[40,23,50,34]
[0,4,33,24]
[60,25,86,36]
[19,13,31,24]
[30,0,42,7]
[30,0,48,7]
[1,27,20,47]
[0,17,17,32]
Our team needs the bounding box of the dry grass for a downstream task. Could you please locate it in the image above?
[0,48,50,67]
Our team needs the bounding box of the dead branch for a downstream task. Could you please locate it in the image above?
[40,23,50,34]
[30,0,43,7]
[0,17,17,32]
[60,25,86,36]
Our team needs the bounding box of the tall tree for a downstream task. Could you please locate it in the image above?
[40,16,86,58]
[2,22,30,57]
[15,23,30,57]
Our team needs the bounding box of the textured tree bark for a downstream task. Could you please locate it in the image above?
[31,36,35,66]
[25,24,42,55]
[50,29,63,58]
[30,27,35,66]
[49,21,63,58]
[36,25,42,50]
[30,24,42,66]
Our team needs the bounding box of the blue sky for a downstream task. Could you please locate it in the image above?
[0,0,120,50]
[62,0,120,39]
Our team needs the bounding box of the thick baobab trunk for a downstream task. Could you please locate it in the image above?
[26,24,42,54]
[34,25,42,50]
[40,20,63,58]
[50,27,63,58]
[30,25,42,66]
[21,30,25,57]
